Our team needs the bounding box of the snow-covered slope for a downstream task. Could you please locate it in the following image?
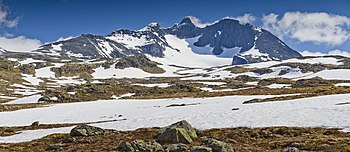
[0,94,349,143]
[148,35,232,68]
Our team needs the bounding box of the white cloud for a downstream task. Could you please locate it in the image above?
[0,1,19,28]
[328,49,350,57]
[186,16,211,28]
[300,50,326,56]
[0,1,42,52]
[0,36,42,52]
[262,12,350,45]
[234,13,256,24]
[56,36,76,42]
[301,50,350,57]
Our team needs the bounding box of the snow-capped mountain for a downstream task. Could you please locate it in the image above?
[34,16,301,65]
[166,17,302,64]
[0,47,7,55]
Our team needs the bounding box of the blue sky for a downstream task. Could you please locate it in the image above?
[0,0,350,53]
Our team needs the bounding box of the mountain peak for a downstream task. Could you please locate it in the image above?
[139,22,161,32]
[0,47,7,54]
[180,16,208,28]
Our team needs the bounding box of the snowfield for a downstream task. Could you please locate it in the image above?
[301,69,350,80]
[0,94,349,143]
[3,94,42,105]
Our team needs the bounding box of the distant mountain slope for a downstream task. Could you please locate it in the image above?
[33,16,301,65]
[0,47,7,55]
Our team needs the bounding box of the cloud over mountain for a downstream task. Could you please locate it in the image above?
[262,12,350,45]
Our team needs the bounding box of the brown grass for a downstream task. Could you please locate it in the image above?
[0,127,348,152]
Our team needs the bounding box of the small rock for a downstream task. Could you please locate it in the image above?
[31,121,40,127]
[119,141,135,151]
[318,143,331,149]
[0,105,9,110]
[119,140,164,152]
[38,96,50,102]
[289,142,304,148]
[165,143,188,152]
[190,146,213,152]
[70,124,108,137]
[62,136,76,143]
[46,144,65,151]
[202,138,234,152]
[231,108,239,111]
[282,147,299,152]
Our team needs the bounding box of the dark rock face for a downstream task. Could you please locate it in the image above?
[232,30,301,65]
[193,19,256,55]
[165,17,202,39]
[34,17,301,65]
[231,56,248,65]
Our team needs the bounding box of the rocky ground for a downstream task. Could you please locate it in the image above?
[0,120,349,152]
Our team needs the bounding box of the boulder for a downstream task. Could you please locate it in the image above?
[190,146,213,152]
[158,120,197,144]
[202,138,234,152]
[31,121,40,127]
[119,141,135,151]
[166,120,197,139]
[70,124,107,137]
[158,128,193,144]
[159,120,197,137]
[38,96,50,102]
[165,143,189,152]
[119,140,164,152]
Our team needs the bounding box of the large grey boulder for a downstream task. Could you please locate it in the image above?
[157,120,197,144]
[119,139,164,152]
[158,128,193,144]
[202,138,234,152]
[165,120,198,139]
[70,124,108,137]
